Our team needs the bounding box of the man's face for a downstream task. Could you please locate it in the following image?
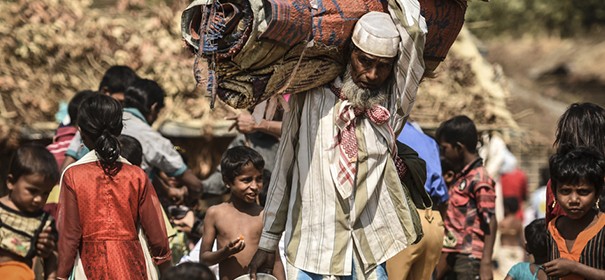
[349,48,395,90]
[438,140,463,173]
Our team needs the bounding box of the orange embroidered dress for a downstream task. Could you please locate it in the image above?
[57,153,171,279]
[547,214,605,280]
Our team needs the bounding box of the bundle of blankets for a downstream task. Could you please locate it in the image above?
[181,0,483,110]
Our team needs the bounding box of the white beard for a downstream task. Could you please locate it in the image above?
[341,66,387,110]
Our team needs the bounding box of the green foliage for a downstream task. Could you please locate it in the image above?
[466,0,605,38]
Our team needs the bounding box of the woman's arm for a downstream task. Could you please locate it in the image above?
[56,172,82,278]
[138,176,172,266]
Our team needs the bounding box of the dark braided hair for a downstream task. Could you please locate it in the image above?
[77,94,123,176]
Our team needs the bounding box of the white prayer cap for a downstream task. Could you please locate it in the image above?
[352,12,400,58]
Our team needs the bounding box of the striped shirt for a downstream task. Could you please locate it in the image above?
[259,3,427,275]
[258,80,422,275]
[547,214,605,280]
[47,126,78,167]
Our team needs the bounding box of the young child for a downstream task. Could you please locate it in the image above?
[56,94,172,279]
[505,218,547,280]
[435,115,497,280]
[546,102,605,223]
[543,147,605,279]
[200,146,284,280]
[118,134,144,166]
[0,144,59,279]
[47,90,95,167]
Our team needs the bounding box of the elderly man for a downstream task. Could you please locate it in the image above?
[248,11,425,279]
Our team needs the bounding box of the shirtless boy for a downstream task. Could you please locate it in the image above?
[200,146,284,280]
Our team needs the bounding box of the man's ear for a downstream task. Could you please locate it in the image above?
[101,87,110,96]
[455,141,466,153]
[444,171,455,185]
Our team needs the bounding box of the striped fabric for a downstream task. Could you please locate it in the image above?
[286,260,388,279]
[333,89,392,199]
[258,76,421,276]
[258,1,426,276]
[547,214,605,280]
[46,126,78,166]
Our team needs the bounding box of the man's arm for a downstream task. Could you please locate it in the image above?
[176,169,203,204]
[226,110,282,139]
[480,216,497,280]
[476,184,497,280]
[249,94,303,278]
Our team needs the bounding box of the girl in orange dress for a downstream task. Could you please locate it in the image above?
[544,147,605,280]
[56,94,172,280]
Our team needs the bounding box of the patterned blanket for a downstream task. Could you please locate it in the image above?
[182,0,468,110]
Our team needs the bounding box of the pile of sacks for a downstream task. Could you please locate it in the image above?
[181,0,477,110]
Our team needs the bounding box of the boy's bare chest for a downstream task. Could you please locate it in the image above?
[215,210,263,246]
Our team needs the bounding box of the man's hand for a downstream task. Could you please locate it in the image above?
[172,210,195,233]
[249,249,275,280]
[167,187,187,205]
[544,258,576,278]
[226,111,257,134]
[480,260,493,280]
[36,226,56,258]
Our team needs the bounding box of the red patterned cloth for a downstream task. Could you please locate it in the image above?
[57,162,171,279]
[332,88,390,196]
[394,156,409,181]
[419,0,467,62]
[545,179,566,225]
[442,158,496,258]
